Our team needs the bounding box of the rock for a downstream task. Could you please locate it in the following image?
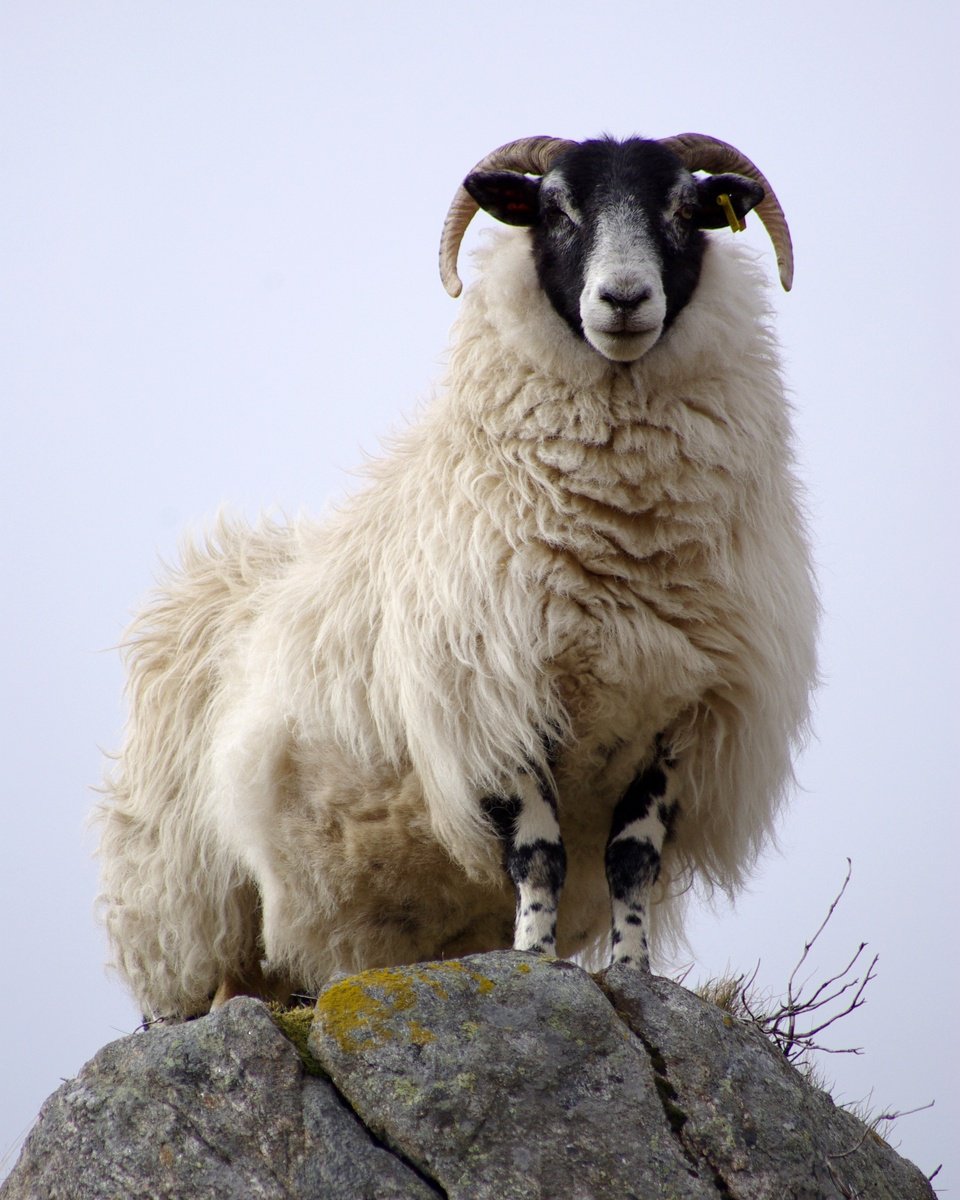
[0,998,436,1200]
[2,952,936,1200]
[601,963,934,1200]
[309,954,711,1199]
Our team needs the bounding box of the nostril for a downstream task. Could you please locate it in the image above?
[598,286,652,312]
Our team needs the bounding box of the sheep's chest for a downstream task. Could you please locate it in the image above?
[524,402,739,771]
[512,372,747,711]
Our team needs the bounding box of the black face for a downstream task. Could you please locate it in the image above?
[464,138,764,358]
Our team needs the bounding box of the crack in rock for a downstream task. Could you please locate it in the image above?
[597,975,741,1200]
[311,1063,449,1198]
[636,1023,737,1198]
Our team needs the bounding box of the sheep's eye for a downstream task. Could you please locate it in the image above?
[545,203,573,227]
[678,203,695,221]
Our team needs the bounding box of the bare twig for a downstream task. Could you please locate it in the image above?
[747,865,879,1067]
[829,1100,935,1161]
[786,858,853,1011]
[693,862,879,1070]
[690,866,938,1189]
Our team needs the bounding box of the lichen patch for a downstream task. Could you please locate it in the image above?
[314,960,498,1054]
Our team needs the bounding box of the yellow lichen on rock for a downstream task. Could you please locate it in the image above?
[315,972,411,1053]
[314,960,499,1056]
[314,960,498,1054]
[419,960,497,996]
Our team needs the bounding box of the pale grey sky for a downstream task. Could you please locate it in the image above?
[2,1,957,1186]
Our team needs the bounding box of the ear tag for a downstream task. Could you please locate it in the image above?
[717,193,746,233]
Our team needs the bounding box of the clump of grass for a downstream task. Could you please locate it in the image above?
[270,1003,324,1076]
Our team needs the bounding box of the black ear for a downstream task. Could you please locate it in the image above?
[693,173,765,230]
[463,170,541,227]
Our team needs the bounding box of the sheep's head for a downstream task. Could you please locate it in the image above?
[440,134,792,365]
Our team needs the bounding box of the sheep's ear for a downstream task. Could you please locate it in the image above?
[464,170,541,227]
[693,173,765,230]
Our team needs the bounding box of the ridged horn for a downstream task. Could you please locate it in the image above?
[439,136,576,297]
[658,132,794,290]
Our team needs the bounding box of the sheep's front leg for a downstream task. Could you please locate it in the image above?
[606,749,679,970]
[485,770,566,955]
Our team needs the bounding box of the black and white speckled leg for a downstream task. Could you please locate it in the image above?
[484,768,566,956]
[605,746,679,970]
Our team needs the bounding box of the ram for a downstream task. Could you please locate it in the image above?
[97,132,817,1020]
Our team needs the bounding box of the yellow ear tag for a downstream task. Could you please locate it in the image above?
[717,193,746,233]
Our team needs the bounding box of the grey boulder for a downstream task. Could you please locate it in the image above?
[2,951,937,1199]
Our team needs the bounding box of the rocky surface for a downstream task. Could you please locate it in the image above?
[1,996,435,1200]
[1,952,936,1199]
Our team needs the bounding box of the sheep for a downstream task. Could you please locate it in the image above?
[97,132,818,1020]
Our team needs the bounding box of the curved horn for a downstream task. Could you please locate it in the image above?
[439,135,577,297]
[659,132,794,290]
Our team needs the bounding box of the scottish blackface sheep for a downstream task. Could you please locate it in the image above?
[97,133,817,1019]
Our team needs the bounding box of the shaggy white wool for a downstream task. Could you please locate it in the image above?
[97,229,817,1019]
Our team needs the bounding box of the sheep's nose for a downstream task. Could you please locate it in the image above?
[598,285,652,312]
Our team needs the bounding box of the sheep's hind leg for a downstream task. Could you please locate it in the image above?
[484,770,566,955]
[210,959,294,1010]
[606,746,679,970]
